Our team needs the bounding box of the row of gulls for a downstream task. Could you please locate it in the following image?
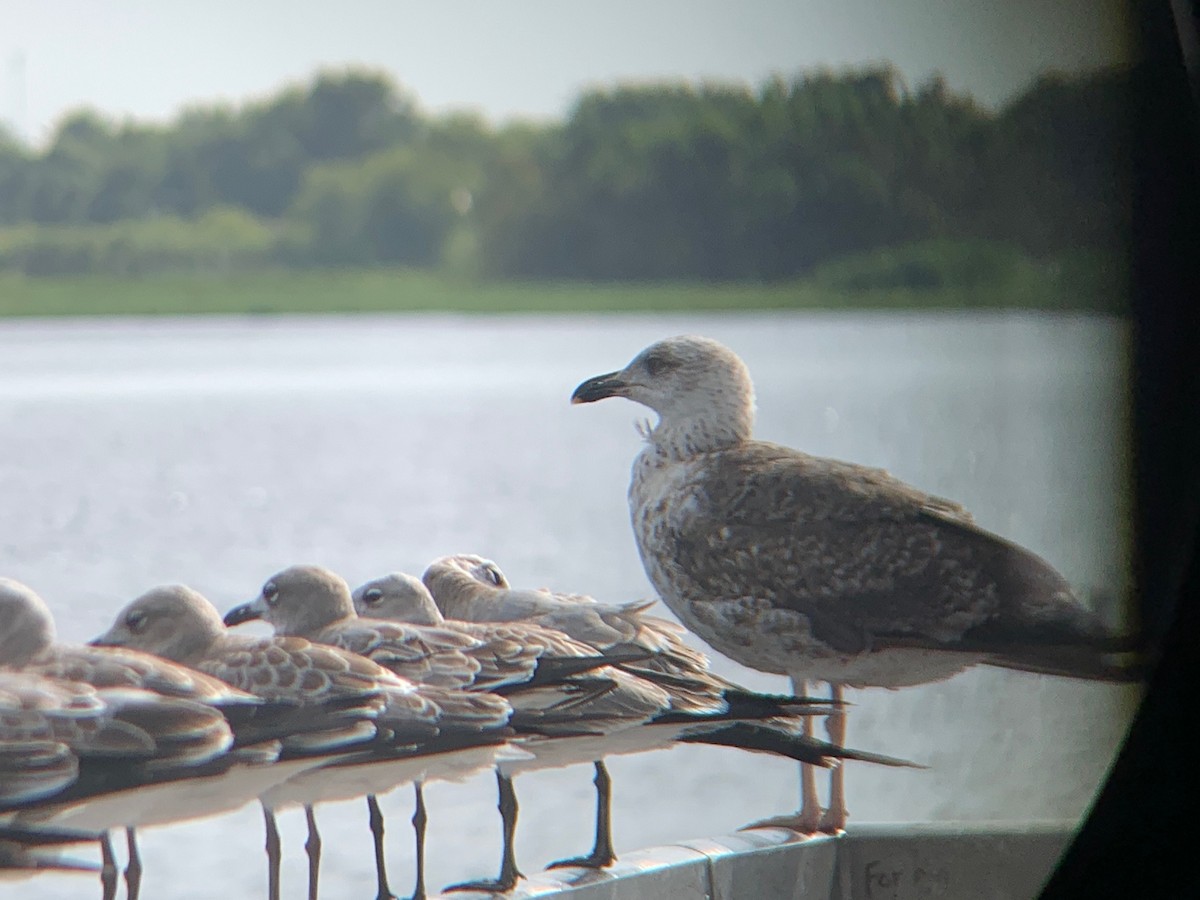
[1,558,914,899]
[570,334,1144,834]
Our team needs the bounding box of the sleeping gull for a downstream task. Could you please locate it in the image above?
[226,564,687,893]
[571,334,1140,832]
[355,563,913,874]
[94,584,515,900]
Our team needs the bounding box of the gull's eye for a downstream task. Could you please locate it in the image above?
[362,587,383,606]
[262,581,279,606]
[642,350,676,378]
[484,565,504,587]
[125,611,147,633]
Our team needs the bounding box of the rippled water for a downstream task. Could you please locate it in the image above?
[0,310,1139,898]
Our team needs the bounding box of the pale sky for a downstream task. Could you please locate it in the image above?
[1,0,1134,145]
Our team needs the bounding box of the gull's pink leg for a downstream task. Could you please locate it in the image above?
[740,677,824,834]
[819,684,847,833]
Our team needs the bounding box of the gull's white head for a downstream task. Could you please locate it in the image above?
[571,335,755,457]
[223,564,356,637]
[91,584,225,665]
[0,578,56,665]
[352,573,445,626]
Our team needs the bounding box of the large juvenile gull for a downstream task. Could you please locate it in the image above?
[226,565,680,893]
[95,584,514,900]
[571,334,1140,832]
[355,563,911,873]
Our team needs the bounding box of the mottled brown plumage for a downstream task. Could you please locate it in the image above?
[646,442,1127,685]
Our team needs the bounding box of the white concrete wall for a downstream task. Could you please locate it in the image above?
[445,822,1073,900]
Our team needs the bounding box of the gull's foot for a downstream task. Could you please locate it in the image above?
[545,850,617,871]
[817,808,847,835]
[442,876,522,895]
[739,811,824,835]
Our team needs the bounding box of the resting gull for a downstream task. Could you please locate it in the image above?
[570,334,1140,833]
[1,577,304,899]
[94,584,515,900]
[355,563,913,874]
[0,665,235,900]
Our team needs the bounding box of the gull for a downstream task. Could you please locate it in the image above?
[570,334,1141,833]
[95,584,514,900]
[0,666,236,900]
[226,564,680,894]
[1,578,324,900]
[422,553,807,714]
[353,564,912,875]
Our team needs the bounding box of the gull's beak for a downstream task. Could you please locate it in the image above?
[223,596,267,627]
[87,629,119,647]
[571,371,627,404]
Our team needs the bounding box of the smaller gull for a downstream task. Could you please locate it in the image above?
[95,583,516,900]
[0,666,235,900]
[355,563,912,877]
[2,578,288,900]
[571,334,1142,833]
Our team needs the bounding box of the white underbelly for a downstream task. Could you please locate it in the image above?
[796,648,985,688]
[677,599,982,689]
[16,757,319,831]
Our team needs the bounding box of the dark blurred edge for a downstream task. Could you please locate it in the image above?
[1040,2,1200,897]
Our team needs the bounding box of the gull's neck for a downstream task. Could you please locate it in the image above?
[282,595,355,637]
[170,619,224,666]
[406,593,447,626]
[647,403,754,462]
[423,569,476,620]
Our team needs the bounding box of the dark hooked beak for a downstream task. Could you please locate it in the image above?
[570,371,627,404]
[223,600,264,627]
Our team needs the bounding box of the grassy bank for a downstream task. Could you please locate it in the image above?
[0,265,1125,318]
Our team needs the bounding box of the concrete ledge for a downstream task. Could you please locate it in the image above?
[835,822,1072,900]
[440,822,1073,899]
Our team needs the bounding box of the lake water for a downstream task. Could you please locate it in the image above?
[0,310,1139,898]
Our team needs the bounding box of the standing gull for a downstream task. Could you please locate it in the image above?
[571,334,1141,832]
[94,584,514,900]
[355,563,912,872]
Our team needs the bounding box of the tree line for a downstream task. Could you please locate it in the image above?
[0,65,1132,281]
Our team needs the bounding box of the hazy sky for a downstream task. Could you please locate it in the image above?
[2,0,1133,144]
